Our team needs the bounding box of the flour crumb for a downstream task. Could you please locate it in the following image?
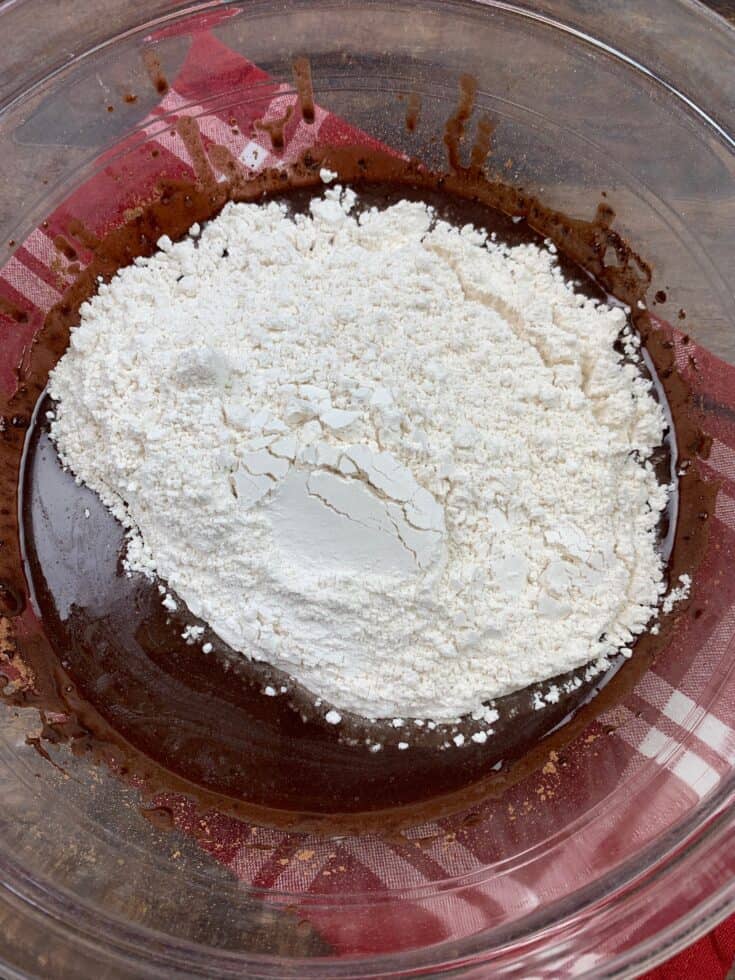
[662,573,691,614]
[544,685,560,705]
[182,624,204,644]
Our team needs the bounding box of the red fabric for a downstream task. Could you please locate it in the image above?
[642,914,735,979]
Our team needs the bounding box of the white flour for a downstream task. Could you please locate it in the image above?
[48,185,673,723]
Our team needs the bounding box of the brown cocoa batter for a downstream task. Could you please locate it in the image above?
[0,151,716,833]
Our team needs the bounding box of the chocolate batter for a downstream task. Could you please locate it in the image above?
[0,148,716,833]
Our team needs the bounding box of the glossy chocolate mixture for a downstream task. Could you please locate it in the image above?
[0,114,716,832]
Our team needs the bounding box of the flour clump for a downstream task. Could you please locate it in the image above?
[48,186,672,722]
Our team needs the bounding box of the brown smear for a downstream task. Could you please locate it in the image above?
[595,201,615,228]
[0,146,718,836]
[142,48,169,95]
[292,57,315,124]
[27,735,71,778]
[142,804,176,831]
[175,117,217,191]
[444,74,478,171]
[254,105,294,151]
[0,296,29,324]
[406,92,421,133]
[52,236,78,262]
[207,144,248,191]
[66,219,100,251]
[49,256,67,292]
[469,113,496,172]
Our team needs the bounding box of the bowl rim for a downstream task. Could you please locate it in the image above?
[0,0,734,975]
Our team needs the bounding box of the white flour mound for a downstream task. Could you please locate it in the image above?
[49,186,672,722]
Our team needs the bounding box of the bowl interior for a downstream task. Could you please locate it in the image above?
[0,2,734,977]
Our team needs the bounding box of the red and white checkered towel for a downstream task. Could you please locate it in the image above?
[2,18,734,975]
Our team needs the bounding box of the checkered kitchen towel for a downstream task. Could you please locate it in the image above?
[2,14,735,974]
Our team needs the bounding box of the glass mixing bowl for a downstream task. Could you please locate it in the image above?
[0,1,734,976]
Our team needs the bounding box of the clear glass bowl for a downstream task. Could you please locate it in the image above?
[0,1,734,976]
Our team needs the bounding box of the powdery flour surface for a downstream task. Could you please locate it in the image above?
[48,184,672,723]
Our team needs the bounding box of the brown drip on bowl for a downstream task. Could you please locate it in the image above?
[405,92,422,133]
[142,48,169,96]
[292,57,316,125]
[254,105,295,151]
